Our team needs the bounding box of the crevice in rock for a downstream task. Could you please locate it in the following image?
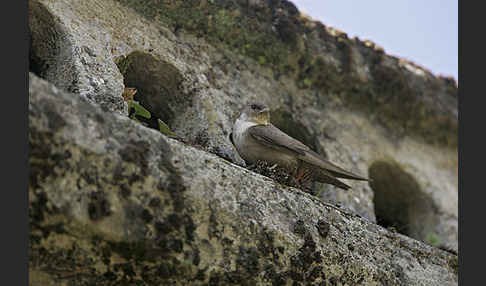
[28,32,43,77]
[369,160,440,245]
[115,51,187,127]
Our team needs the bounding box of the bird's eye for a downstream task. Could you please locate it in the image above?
[251,104,258,110]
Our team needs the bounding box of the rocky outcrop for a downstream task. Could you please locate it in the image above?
[29,0,127,114]
[28,0,458,284]
[29,72,457,285]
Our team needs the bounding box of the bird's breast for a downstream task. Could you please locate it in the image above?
[232,120,297,169]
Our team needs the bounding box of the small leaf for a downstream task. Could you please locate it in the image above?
[128,100,151,119]
[158,119,177,137]
[425,232,441,247]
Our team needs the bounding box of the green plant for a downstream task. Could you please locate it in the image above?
[128,99,151,121]
[425,232,441,247]
[158,119,177,137]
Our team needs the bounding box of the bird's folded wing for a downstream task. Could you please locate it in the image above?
[249,124,369,181]
[302,150,369,181]
[247,124,310,155]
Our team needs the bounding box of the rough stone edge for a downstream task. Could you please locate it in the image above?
[29,72,458,285]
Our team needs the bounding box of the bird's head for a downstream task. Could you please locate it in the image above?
[239,102,270,125]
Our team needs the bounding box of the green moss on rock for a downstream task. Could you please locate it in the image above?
[114,0,457,148]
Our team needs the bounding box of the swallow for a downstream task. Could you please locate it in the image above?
[230,102,369,190]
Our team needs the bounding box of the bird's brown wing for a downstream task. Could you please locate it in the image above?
[248,124,310,156]
[248,124,369,181]
[301,149,369,181]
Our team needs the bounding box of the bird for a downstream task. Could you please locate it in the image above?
[230,102,369,190]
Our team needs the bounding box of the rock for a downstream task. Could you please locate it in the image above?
[29,0,127,115]
[29,72,457,285]
[28,0,457,255]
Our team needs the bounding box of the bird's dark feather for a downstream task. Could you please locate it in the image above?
[248,124,368,181]
[248,124,309,155]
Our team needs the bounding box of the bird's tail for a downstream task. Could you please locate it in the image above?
[305,166,352,190]
[301,151,370,181]
[315,173,352,190]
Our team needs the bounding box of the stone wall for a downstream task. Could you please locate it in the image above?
[29,0,458,284]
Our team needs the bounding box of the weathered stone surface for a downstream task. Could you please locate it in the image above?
[29,72,457,285]
[29,0,127,114]
[29,0,457,268]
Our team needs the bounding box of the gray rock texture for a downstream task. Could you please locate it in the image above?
[29,0,127,114]
[29,72,457,286]
[28,0,458,284]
